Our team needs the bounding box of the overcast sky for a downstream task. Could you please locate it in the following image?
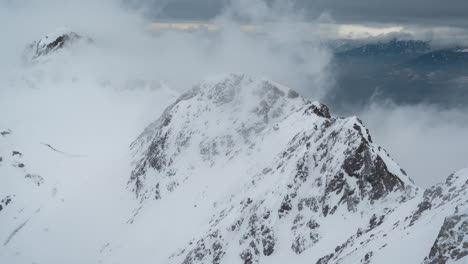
[132,0,468,27]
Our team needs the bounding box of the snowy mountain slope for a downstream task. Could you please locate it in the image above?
[110,73,468,264]
[421,170,468,264]
[315,167,467,264]
[0,30,180,264]
[0,85,178,263]
[129,74,412,204]
[424,210,467,264]
[102,74,468,264]
[0,128,54,246]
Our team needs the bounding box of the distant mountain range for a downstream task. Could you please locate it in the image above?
[326,39,468,111]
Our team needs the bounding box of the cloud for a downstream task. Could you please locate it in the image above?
[404,25,468,47]
[131,0,468,49]
[297,0,468,27]
[0,0,332,99]
[133,0,468,28]
[359,102,468,187]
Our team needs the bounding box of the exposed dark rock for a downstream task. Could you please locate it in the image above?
[278,195,292,218]
[294,152,310,183]
[304,103,331,119]
[423,212,468,264]
[361,251,373,264]
[180,231,226,264]
[240,248,255,264]
[316,253,334,264]
[0,196,12,212]
[25,31,91,61]
[287,89,299,98]
[410,200,432,226]
[2,196,12,206]
[291,215,320,254]
[341,140,404,201]
[0,129,11,136]
[261,227,275,256]
[25,174,44,186]
[369,214,385,230]
[298,197,319,212]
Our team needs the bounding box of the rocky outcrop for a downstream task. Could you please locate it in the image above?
[423,211,468,264]
[313,167,468,264]
[23,28,92,62]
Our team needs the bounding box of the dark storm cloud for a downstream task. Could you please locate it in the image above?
[298,0,468,26]
[134,0,468,26]
[123,0,226,21]
[158,0,226,21]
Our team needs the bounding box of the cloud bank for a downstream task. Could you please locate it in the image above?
[0,0,332,98]
[126,0,468,28]
[359,102,468,187]
[1,0,467,188]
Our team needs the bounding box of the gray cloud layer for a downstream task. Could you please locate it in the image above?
[131,0,468,27]
[299,0,468,26]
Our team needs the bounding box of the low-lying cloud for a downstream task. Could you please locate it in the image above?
[0,0,332,98]
[359,102,468,187]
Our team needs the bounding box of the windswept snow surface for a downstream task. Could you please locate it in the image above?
[0,32,467,264]
[0,31,178,263]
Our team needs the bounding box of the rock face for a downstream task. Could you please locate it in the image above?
[23,28,92,62]
[421,170,468,264]
[317,168,468,264]
[424,212,467,264]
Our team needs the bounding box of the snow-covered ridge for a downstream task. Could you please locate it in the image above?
[129,74,332,199]
[129,73,412,204]
[124,73,431,264]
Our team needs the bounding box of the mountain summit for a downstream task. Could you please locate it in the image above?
[23,28,92,62]
[129,74,412,206]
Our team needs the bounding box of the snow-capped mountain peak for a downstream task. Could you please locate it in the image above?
[128,73,412,205]
[23,28,92,62]
[123,73,426,264]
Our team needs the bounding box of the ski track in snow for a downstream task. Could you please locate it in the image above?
[41,143,87,158]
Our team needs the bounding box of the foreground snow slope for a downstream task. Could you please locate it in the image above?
[0,30,178,263]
